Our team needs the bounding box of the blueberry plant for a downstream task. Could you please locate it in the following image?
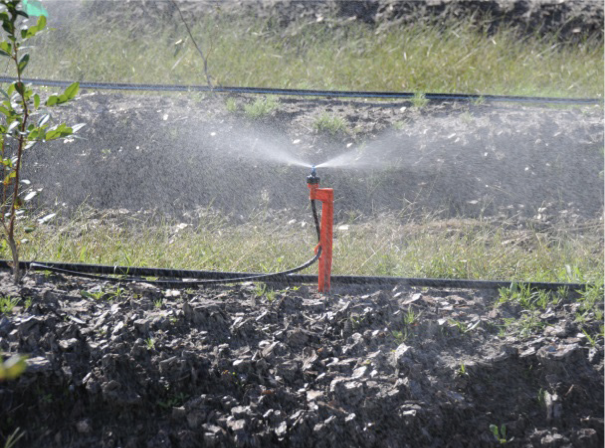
[0,0,82,282]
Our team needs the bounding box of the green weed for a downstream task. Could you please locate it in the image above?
[489,423,509,444]
[0,297,20,315]
[146,337,156,349]
[497,284,560,311]
[225,97,238,113]
[313,114,348,135]
[243,97,278,119]
[411,92,429,108]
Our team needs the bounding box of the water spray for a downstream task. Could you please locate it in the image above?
[307,166,334,292]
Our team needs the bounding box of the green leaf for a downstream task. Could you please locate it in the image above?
[36,14,46,31]
[3,170,16,185]
[0,88,10,100]
[13,81,24,95]
[45,124,73,141]
[17,54,29,73]
[33,93,39,108]
[63,82,79,100]
[45,95,58,106]
[0,105,12,117]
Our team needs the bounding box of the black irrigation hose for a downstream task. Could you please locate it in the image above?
[24,249,321,288]
[0,259,592,291]
[0,76,601,104]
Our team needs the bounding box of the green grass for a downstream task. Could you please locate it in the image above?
[21,16,604,98]
[6,211,602,284]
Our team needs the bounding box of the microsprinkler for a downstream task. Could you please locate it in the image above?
[306,166,333,292]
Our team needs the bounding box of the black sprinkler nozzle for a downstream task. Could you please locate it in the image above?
[307,166,320,185]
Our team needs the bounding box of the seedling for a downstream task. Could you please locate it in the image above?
[253,283,277,302]
[402,309,422,327]
[80,290,105,301]
[489,423,509,444]
[0,296,19,314]
[392,329,408,344]
[0,0,83,282]
[456,362,468,377]
[154,298,163,309]
[581,329,599,348]
[145,337,156,349]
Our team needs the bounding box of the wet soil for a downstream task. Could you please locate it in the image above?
[0,271,603,447]
[24,91,604,222]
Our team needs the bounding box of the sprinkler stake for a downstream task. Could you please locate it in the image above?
[307,167,333,292]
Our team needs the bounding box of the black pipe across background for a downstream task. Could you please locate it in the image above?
[0,259,592,291]
[0,76,601,104]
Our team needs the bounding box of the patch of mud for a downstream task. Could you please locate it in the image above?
[0,273,603,447]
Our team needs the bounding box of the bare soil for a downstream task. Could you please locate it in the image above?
[0,270,603,447]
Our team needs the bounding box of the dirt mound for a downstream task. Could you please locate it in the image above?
[23,92,604,221]
[69,0,604,39]
[0,272,602,447]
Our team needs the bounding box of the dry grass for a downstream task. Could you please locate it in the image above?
[19,16,604,98]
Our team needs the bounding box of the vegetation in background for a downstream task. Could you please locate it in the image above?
[19,14,604,98]
[0,0,81,282]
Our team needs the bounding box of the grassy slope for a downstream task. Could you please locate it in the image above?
[22,16,604,97]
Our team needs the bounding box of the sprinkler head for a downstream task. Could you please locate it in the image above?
[307,165,320,185]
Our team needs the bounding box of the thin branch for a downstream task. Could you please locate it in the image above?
[170,0,213,89]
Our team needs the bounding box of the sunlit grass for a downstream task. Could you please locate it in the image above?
[20,16,604,98]
[8,211,603,284]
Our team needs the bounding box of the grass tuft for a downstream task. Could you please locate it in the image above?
[313,113,348,135]
[243,97,278,119]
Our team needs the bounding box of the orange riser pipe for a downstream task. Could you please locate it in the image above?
[308,183,333,292]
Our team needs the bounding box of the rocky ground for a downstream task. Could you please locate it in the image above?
[0,269,603,447]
